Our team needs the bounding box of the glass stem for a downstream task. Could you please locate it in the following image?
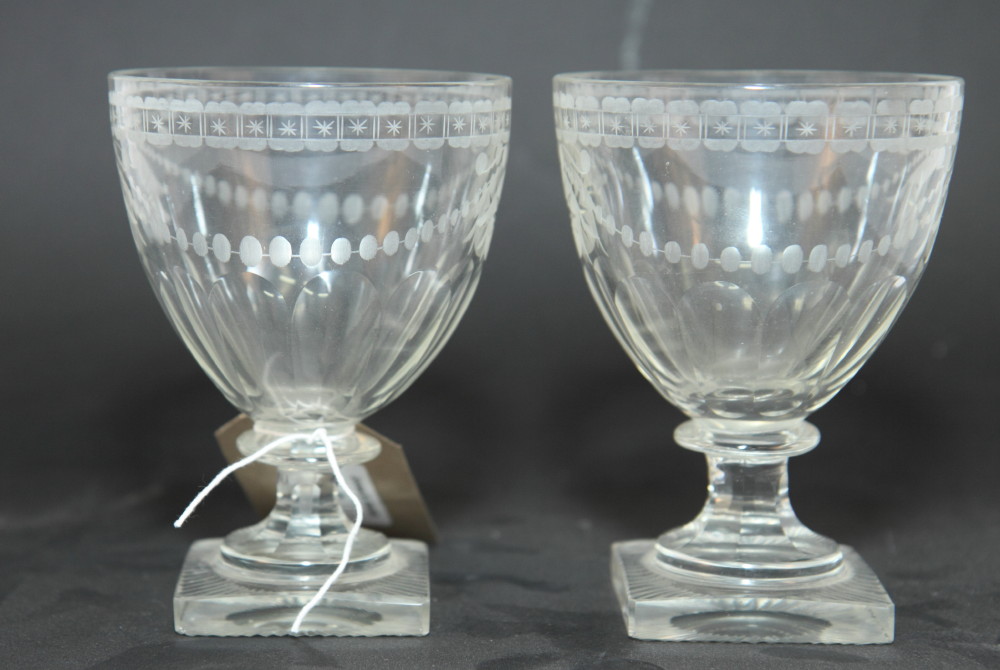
[265,462,352,551]
[655,419,843,581]
[219,427,389,579]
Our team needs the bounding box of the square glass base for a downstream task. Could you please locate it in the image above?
[174,538,430,637]
[611,540,893,644]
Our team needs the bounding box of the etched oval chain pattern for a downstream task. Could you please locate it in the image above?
[569,178,906,273]
[559,134,951,273]
[576,208,894,275]
[128,141,505,265]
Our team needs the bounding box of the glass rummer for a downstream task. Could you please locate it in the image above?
[110,67,511,636]
[554,70,961,643]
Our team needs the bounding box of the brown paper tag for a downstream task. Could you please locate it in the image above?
[215,414,437,544]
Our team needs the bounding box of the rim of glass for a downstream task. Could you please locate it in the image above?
[109,66,511,89]
[554,69,962,89]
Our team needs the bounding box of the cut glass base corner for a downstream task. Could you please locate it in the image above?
[611,540,893,644]
[174,538,430,637]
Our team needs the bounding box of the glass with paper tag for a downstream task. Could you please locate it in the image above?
[111,67,510,636]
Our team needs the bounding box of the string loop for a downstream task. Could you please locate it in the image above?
[174,427,364,635]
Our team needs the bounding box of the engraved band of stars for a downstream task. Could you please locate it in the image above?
[136,109,511,141]
[556,110,948,141]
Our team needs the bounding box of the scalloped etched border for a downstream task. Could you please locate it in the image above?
[553,93,960,153]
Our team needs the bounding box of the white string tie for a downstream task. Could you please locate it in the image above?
[174,427,365,635]
[290,429,364,633]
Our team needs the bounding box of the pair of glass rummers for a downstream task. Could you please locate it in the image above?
[110,67,962,644]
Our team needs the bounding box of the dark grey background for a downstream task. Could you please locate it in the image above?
[2,1,998,668]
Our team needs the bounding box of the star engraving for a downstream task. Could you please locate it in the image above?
[579,115,592,130]
[385,119,402,136]
[210,118,227,135]
[452,116,467,132]
[797,121,818,137]
[641,119,657,135]
[842,119,864,136]
[913,117,930,134]
[419,116,435,133]
[349,118,368,135]
[313,119,335,136]
[753,120,775,136]
[609,117,624,134]
[278,120,298,137]
[672,120,691,136]
[246,119,264,136]
[150,114,165,132]
[882,118,899,134]
[478,116,491,132]
[712,120,732,136]
[176,115,192,132]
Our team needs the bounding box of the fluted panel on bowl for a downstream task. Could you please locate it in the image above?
[608,269,907,420]
[155,269,243,408]
[150,263,472,425]
[291,270,381,398]
[209,273,291,401]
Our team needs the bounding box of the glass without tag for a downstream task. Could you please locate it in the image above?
[554,69,962,644]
